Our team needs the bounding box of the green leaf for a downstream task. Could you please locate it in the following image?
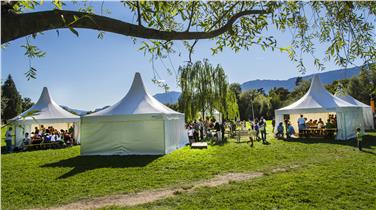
[68,27,79,37]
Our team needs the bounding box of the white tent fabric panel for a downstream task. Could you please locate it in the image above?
[80,117,165,155]
[164,116,189,154]
[362,107,375,130]
[335,93,375,130]
[336,108,364,140]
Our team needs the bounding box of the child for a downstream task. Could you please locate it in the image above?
[356,128,363,151]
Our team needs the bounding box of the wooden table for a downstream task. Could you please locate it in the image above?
[300,128,337,138]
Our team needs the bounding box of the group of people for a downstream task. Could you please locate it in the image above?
[274,114,338,139]
[275,120,296,139]
[297,114,337,132]
[249,117,268,144]
[186,117,225,144]
[3,125,76,153]
[28,125,75,146]
[186,116,270,146]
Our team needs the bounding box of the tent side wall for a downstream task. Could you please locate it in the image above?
[362,107,375,130]
[164,115,188,154]
[80,115,165,155]
[336,107,364,140]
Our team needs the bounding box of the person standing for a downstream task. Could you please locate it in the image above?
[259,117,267,144]
[5,127,13,153]
[297,114,306,134]
[272,118,276,133]
[356,128,363,151]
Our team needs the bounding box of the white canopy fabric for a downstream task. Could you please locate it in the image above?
[80,72,188,155]
[11,87,80,147]
[334,90,375,130]
[275,75,364,140]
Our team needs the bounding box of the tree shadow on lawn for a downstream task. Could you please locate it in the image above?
[41,155,161,179]
[283,134,376,154]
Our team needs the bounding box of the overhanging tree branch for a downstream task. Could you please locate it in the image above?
[2,9,270,44]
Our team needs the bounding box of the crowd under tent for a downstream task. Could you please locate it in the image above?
[10,87,80,147]
[334,88,375,130]
[274,75,364,140]
[80,72,188,156]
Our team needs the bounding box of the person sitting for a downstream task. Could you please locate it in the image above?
[287,123,295,139]
[21,132,31,150]
[44,134,52,143]
[306,119,313,128]
[317,118,324,129]
[325,119,335,129]
[276,122,284,139]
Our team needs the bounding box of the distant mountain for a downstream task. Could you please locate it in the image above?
[60,105,89,116]
[153,66,362,105]
[240,66,360,92]
[153,91,181,104]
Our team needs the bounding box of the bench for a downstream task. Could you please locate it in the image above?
[25,141,63,150]
[191,142,208,149]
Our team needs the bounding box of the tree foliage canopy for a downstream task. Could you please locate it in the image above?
[2,1,376,76]
[178,59,237,121]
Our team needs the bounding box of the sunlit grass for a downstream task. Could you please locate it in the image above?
[1,121,375,209]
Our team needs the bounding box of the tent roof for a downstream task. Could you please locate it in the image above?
[278,75,356,112]
[88,72,181,116]
[12,87,80,122]
[334,90,370,108]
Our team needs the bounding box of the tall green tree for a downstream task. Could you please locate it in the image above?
[179,59,229,121]
[347,65,376,105]
[225,88,239,120]
[21,97,34,112]
[229,83,242,103]
[1,74,22,123]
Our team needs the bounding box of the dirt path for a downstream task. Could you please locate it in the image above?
[33,165,299,210]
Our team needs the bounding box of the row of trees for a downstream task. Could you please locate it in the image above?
[178,59,239,122]
[173,62,375,121]
[1,75,34,124]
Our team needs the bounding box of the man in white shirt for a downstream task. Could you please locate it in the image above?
[5,127,13,153]
[297,114,306,133]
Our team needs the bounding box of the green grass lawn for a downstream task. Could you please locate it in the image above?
[2,122,376,209]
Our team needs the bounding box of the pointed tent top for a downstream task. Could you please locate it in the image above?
[12,87,79,122]
[278,74,356,111]
[88,72,181,116]
[36,87,53,105]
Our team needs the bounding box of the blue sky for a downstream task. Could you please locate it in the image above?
[1,1,362,110]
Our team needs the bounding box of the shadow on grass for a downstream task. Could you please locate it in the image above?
[283,134,376,152]
[42,155,161,179]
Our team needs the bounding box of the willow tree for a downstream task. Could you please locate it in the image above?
[2,1,376,78]
[179,59,229,121]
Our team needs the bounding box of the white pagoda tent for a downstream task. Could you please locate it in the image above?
[80,72,188,155]
[274,75,364,140]
[334,88,374,130]
[10,87,80,147]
